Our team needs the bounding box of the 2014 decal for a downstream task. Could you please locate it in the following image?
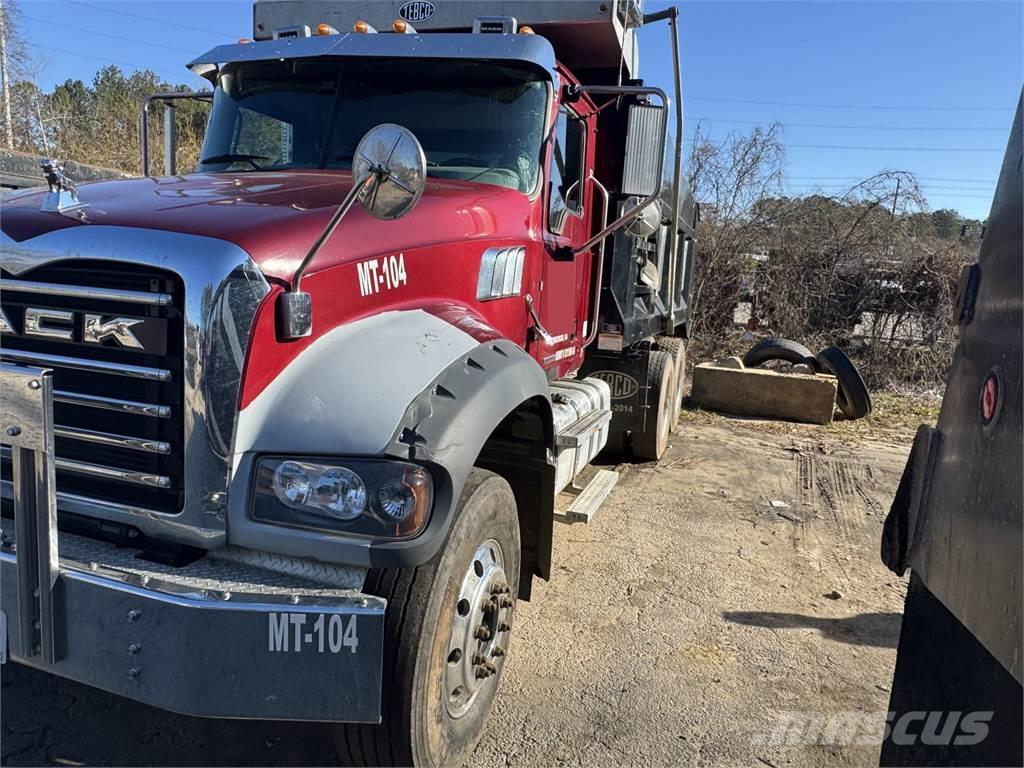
[357,254,408,297]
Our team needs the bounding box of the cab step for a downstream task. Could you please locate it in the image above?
[553,469,619,525]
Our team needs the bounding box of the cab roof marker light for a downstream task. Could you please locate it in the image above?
[393,19,417,34]
[353,20,377,33]
[237,37,253,44]
[518,25,536,34]
[316,22,339,36]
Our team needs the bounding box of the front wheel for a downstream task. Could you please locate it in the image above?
[335,470,521,767]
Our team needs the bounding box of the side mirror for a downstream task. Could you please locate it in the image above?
[621,103,667,198]
[352,122,427,220]
[278,123,428,339]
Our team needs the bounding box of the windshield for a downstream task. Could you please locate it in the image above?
[198,57,549,194]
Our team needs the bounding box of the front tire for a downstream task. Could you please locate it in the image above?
[335,470,521,767]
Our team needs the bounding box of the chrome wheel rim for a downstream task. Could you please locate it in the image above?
[444,539,513,719]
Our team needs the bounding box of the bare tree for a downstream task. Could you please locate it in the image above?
[685,122,785,353]
[0,0,30,149]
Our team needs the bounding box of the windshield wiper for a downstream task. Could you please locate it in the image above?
[200,153,269,170]
[334,154,440,168]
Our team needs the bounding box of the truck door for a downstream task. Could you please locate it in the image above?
[534,104,591,371]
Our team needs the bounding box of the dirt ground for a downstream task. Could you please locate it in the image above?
[1,411,915,767]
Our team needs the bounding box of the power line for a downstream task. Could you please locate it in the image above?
[785,175,996,183]
[73,1,236,39]
[28,41,197,82]
[690,116,1006,132]
[686,95,1014,112]
[22,13,200,55]
[785,143,1001,152]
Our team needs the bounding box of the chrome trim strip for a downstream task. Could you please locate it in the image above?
[56,457,171,489]
[0,278,173,306]
[0,447,172,488]
[54,425,171,454]
[1,349,171,381]
[54,389,171,419]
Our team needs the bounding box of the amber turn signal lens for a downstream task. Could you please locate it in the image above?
[392,18,408,33]
[353,20,370,33]
[518,25,535,34]
[316,22,335,36]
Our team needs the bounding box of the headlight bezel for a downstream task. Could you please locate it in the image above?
[251,456,434,539]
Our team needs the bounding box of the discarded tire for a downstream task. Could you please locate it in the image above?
[816,346,872,419]
[742,338,818,370]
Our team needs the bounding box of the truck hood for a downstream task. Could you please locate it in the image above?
[1,171,534,283]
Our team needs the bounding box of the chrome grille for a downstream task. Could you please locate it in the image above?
[1,261,184,513]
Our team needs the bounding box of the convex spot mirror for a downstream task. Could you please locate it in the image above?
[278,123,427,339]
[353,123,427,220]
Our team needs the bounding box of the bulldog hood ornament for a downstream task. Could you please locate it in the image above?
[39,159,87,213]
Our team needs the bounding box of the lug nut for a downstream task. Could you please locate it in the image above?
[497,622,511,632]
[128,667,140,680]
[492,646,506,657]
[472,653,488,665]
[481,598,497,613]
[500,597,514,609]
[475,667,490,679]
[474,625,491,641]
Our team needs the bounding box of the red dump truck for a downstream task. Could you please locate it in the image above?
[0,2,697,764]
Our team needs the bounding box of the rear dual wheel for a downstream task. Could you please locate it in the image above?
[654,336,687,431]
[335,470,520,767]
[632,349,674,460]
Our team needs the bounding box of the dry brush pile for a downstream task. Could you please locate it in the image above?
[686,125,980,391]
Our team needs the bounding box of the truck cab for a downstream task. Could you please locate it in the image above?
[0,3,696,765]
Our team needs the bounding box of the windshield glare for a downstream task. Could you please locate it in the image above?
[198,58,549,194]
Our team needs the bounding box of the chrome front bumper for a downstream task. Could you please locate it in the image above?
[0,364,385,723]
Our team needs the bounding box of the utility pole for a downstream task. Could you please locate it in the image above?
[889,177,901,220]
[0,0,13,149]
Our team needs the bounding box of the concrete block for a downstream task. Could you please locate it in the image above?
[691,362,838,424]
[716,356,745,369]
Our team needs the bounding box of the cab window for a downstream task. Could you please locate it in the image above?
[548,106,586,233]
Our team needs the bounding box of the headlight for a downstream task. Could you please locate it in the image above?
[253,458,433,538]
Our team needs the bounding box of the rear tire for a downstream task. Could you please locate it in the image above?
[654,336,686,431]
[632,350,673,460]
[334,470,521,767]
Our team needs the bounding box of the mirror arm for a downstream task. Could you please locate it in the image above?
[571,85,669,256]
[583,173,610,349]
[290,172,377,293]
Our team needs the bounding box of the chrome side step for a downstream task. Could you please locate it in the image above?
[554,469,619,525]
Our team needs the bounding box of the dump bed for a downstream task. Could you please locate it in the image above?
[253,0,642,79]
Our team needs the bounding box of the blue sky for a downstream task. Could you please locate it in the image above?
[16,0,1023,219]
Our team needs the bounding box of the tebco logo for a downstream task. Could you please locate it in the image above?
[399,1,435,22]
[592,371,639,400]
